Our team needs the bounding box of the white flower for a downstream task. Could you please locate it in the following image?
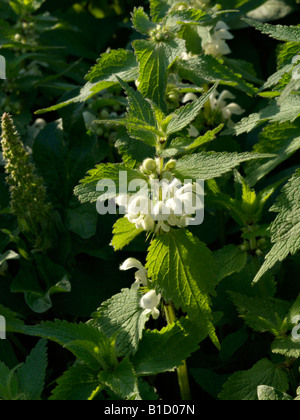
[120,258,148,290]
[115,169,204,233]
[209,90,244,126]
[140,290,162,320]
[203,21,233,57]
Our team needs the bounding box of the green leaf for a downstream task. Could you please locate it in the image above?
[74,163,147,204]
[98,117,161,146]
[173,152,275,181]
[177,56,257,96]
[90,288,149,357]
[16,339,47,400]
[131,318,203,376]
[229,292,290,336]
[133,40,168,112]
[257,385,293,401]
[254,170,300,282]
[111,218,144,251]
[131,7,156,35]
[115,130,155,168]
[245,121,300,186]
[224,95,300,136]
[98,357,140,400]
[244,18,300,42]
[17,320,117,371]
[150,0,176,22]
[0,361,19,400]
[36,49,138,114]
[271,336,300,359]
[50,363,100,401]
[164,84,218,135]
[214,245,248,284]
[116,77,164,144]
[219,358,289,400]
[161,124,224,157]
[67,202,98,239]
[146,229,219,348]
[117,77,157,128]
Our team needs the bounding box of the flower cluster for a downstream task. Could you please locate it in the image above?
[115,158,204,234]
[209,89,245,127]
[120,258,161,319]
[203,21,234,57]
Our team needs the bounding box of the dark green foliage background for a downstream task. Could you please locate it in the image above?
[0,0,299,400]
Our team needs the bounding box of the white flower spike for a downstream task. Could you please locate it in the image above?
[209,89,244,127]
[140,290,162,320]
[120,258,148,290]
[203,21,233,57]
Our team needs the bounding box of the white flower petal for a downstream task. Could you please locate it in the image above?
[140,290,161,311]
[225,103,245,116]
[120,258,145,272]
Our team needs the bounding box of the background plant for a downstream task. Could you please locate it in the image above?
[0,0,300,401]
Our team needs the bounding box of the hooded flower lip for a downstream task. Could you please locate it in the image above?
[209,89,245,127]
[115,176,204,233]
[120,258,148,290]
[203,20,234,57]
[140,290,162,320]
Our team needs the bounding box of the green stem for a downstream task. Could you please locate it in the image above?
[164,303,192,401]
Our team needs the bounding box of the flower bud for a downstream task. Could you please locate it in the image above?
[142,215,155,231]
[164,159,177,171]
[142,158,157,173]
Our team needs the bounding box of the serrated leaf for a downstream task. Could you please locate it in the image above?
[36,49,138,114]
[271,336,300,359]
[257,385,293,401]
[164,84,217,135]
[245,121,300,186]
[254,170,300,282]
[173,152,275,181]
[224,95,300,136]
[150,0,176,22]
[74,163,147,204]
[98,358,140,400]
[90,288,149,357]
[219,358,289,400]
[244,18,300,42]
[131,7,156,35]
[146,229,219,348]
[131,318,203,376]
[230,292,291,336]
[111,217,144,251]
[16,339,47,400]
[98,117,161,146]
[50,363,100,401]
[17,320,116,371]
[161,124,224,157]
[117,77,164,144]
[115,130,155,168]
[177,56,257,96]
[133,40,168,112]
